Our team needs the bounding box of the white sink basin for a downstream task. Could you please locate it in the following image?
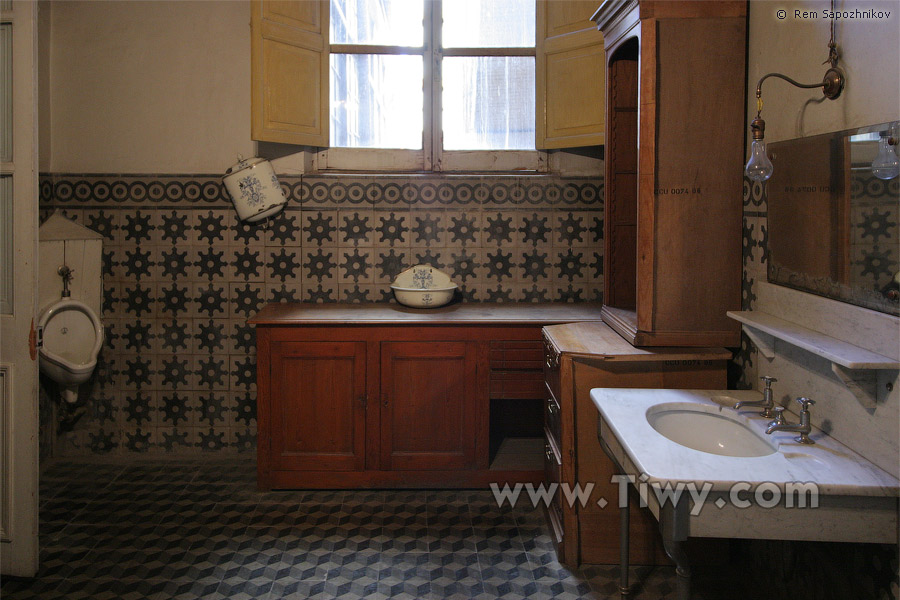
[591,388,899,545]
[646,402,777,457]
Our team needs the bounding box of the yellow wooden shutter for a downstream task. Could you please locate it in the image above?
[536,1,606,149]
[251,0,329,146]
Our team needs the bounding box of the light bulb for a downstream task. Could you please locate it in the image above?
[745,138,774,182]
[871,132,899,181]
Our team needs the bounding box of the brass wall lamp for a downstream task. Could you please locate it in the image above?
[744,7,846,182]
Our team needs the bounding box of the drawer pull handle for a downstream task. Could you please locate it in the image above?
[543,338,560,369]
[546,398,558,417]
[545,444,554,462]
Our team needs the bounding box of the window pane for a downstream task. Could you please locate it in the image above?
[331,54,424,149]
[331,0,423,46]
[443,56,535,151]
[443,0,535,48]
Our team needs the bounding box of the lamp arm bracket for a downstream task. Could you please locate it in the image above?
[754,68,845,103]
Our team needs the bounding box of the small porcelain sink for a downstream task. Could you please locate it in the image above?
[646,402,777,457]
[592,389,899,546]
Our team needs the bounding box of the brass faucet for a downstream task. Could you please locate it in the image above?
[765,397,816,445]
[734,376,778,418]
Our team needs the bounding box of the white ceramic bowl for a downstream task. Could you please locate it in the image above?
[390,265,458,308]
[391,286,457,308]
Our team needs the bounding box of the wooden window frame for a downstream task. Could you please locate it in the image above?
[251,0,606,172]
[323,0,544,173]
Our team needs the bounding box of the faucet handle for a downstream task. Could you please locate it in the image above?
[759,375,778,388]
[796,397,816,411]
[769,406,786,426]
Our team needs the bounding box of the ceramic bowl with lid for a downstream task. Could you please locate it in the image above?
[390,265,458,308]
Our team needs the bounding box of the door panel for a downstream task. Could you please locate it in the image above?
[380,341,477,471]
[270,341,366,471]
[0,0,38,577]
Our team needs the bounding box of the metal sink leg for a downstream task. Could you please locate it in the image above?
[620,492,630,597]
[660,501,692,600]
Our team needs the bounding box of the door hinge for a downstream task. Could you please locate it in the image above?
[29,319,43,360]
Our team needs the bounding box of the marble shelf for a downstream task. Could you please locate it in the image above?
[727,310,900,409]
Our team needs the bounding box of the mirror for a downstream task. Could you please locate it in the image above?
[767,121,900,316]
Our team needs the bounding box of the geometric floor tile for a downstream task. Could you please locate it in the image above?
[1,457,701,600]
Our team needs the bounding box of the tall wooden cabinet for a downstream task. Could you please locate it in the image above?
[537,2,747,567]
[593,0,746,347]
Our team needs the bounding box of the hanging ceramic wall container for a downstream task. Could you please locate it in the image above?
[223,156,287,222]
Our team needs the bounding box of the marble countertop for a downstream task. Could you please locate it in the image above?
[250,302,604,326]
[590,388,899,497]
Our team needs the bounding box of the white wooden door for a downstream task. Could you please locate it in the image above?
[0,0,39,577]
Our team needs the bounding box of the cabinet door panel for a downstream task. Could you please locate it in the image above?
[380,341,477,471]
[270,341,366,471]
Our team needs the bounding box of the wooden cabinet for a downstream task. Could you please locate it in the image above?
[542,321,731,565]
[380,341,477,471]
[593,0,746,347]
[251,303,603,489]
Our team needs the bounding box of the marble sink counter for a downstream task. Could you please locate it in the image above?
[590,388,899,497]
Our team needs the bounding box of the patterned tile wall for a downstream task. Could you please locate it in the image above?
[849,172,899,292]
[38,173,604,456]
[731,177,767,390]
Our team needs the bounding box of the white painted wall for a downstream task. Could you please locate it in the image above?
[747,0,900,143]
[746,0,900,477]
[40,1,604,177]
[44,0,253,174]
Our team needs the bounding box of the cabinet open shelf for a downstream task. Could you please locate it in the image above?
[489,437,544,472]
[488,396,544,472]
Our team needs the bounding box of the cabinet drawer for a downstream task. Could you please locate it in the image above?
[543,430,565,552]
[490,340,545,399]
[543,429,561,486]
[544,391,561,449]
[542,333,561,401]
[545,494,565,553]
[489,371,545,400]
[489,340,545,369]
